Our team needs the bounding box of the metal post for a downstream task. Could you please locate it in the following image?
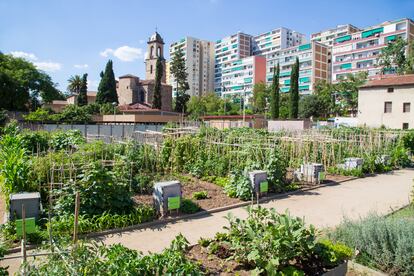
[21,204,27,275]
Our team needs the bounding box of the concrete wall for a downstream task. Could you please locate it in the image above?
[268,120,311,131]
[358,85,414,129]
[26,123,164,140]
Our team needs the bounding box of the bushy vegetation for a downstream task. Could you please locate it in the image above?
[329,213,414,275]
[206,207,352,274]
[25,235,203,275]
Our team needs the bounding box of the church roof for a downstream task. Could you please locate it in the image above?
[148,31,164,44]
[119,102,159,112]
[119,74,139,79]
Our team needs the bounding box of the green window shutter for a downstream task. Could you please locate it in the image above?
[222,57,228,61]
[266,37,272,41]
[281,87,290,93]
[180,38,186,43]
[233,60,242,65]
[267,76,273,82]
[299,77,310,83]
[361,27,384,38]
[335,35,351,43]
[216,39,221,43]
[284,79,291,85]
[385,35,396,42]
[232,44,238,48]
[244,77,253,83]
[340,63,352,69]
[299,85,310,91]
[232,85,243,91]
[298,43,311,51]
[280,71,291,77]
[231,66,244,71]
[222,47,229,52]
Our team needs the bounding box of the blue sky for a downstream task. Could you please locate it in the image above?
[1,0,413,92]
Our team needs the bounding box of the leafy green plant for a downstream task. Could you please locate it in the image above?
[192,191,208,200]
[224,169,252,201]
[198,237,211,247]
[50,129,85,151]
[180,199,201,214]
[315,239,353,267]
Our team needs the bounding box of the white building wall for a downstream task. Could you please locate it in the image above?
[358,85,414,129]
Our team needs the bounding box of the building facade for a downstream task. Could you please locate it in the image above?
[214,32,253,95]
[358,75,414,129]
[169,36,215,97]
[332,18,414,82]
[265,41,330,95]
[253,27,306,56]
[220,55,266,103]
[311,24,360,46]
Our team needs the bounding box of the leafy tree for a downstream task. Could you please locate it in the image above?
[77,73,88,106]
[334,72,367,116]
[170,50,189,113]
[252,82,268,114]
[279,93,290,119]
[299,95,321,118]
[270,64,280,119]
[378,37,408,75]
[0,53,65,110]
[51,104,91,123]
[187,92,224,119]
[0,109,8,126]
[152,58,163,109]
[289,57,299,119]
[314,80,336,118]
[67,75,83,95]
[96,60,118,104]
[23,107,52,122]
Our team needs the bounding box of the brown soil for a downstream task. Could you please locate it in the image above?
[186,244,251,275]
[132,173,354,215]
[133,175,242,212]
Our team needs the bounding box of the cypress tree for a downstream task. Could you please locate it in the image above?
[270,64,280,119]
[77,73,88,106]
[152,57,163,109]
[96,60,118,104]
[170,50,190,113]
[289,57,299,119]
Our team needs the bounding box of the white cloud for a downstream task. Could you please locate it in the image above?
[34,62,62,72]
[74,64,89,69]
[10,51,38,61]
[100,45,143,62]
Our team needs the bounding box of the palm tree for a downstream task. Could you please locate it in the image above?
[67,75,83,95]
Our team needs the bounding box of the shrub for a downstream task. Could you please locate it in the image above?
[315,239,353,267]
[50,129,85,151]
[192,191,208,200]
[265,148,287,192]
[180,199,201,214]
[329,214,414,275]
[224,169,252,201]
[21,130,50,153]
[0,109,8,127]
[212,176,229,187]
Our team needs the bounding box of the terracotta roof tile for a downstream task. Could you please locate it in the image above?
[361,74,414,88]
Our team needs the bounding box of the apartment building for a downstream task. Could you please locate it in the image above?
[169,36,215,97]
[311,24,360,46]
[214,32,253,95]
[332,18,414,82]
[253,27,306,56]
[221,55,266,103]
[266,41,330,95]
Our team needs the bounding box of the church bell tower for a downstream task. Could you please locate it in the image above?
[145,31,166,83]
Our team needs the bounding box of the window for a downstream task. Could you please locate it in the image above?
[403,123,409,130]
[384,102,392,113]
[150,65,153,74]
[387,87,394,93]
[403,102,411,113]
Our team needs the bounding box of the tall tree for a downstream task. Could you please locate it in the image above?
[289,57,299,119]
[252,82,268,114]
[0,53,64,111]
[67,75,83,95]
[170,50,189,113]
[334,72,367,116]
[152,58,163,109]
[77,73,88,106]
[377,37,408,75]
[270,64,280,119]
[96,60,118,104]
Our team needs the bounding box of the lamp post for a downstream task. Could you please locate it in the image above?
[243,86,247,124]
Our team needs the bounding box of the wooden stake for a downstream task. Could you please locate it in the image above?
[73,191,80,244]
[21,204,27,275]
